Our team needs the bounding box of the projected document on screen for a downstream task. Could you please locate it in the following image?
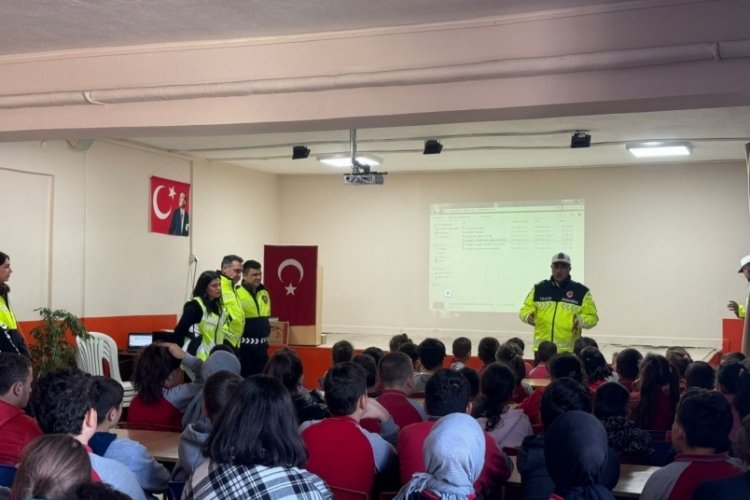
[430,200,584,314]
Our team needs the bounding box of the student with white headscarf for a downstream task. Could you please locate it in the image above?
[395,413,485,500]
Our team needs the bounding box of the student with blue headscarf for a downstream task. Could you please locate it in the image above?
[544,410,615,500]
[395,413,485,500]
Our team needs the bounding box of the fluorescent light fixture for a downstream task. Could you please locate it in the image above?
[317,154,381,168]
[626,141,692,158]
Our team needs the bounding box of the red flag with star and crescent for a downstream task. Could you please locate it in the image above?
[150,176,191,236]
[264,245,318,326]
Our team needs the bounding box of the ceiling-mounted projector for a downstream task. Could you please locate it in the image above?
[344,172,385,185]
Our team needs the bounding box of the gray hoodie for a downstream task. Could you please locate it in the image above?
[181,350,241,428]
[172,421,210,481]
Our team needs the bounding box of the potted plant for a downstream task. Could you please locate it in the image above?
[29,307,90,380]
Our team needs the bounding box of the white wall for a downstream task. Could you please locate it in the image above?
[1,140,279,321]
[279,161,750,348]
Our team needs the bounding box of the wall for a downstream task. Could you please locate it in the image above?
[279,161,750,348]
[1,140,280,347]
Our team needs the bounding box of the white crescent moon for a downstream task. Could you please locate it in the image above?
[277,258,304,283]
[152,185,171,220]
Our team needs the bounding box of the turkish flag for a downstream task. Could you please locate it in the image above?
[150,176,191,236]
[264,245,318,326]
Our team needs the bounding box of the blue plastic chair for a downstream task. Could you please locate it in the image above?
[0,464,16,487]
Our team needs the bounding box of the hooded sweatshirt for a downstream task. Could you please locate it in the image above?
[0,400,42,465]
[181,350,241,428]
[476,406,533,449]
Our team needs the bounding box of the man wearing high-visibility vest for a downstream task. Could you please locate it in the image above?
[237,259,272,376]
[727,254,750,319]
[218,254,244,348]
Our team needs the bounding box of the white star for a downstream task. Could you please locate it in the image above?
[285,283,297,295]
[168,186,176,199]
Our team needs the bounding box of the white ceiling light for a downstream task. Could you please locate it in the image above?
[317,154,381,168]
[626,141,692,158]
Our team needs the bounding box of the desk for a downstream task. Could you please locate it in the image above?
[523,378,551,389]
[507,456,659,498]
[113,428,180,464]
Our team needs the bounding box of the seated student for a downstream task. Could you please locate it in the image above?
[684,361,715,390]
[183,376,331,499]
[518,353,586,427]
[389,333,412,353]
[579,346,615,393]
[496,343,532,404]
[353,353,381,397]
[448,336,472,370]
[31,368,147,500]
[395,413,485,500]
[693,413,750,499]
[631,354,679,432]
[593,381,653,460]
[181,349,241,428]
[363,346,385,367]
[264,349,329,425]
[89,376,170,492]
[412,338,446,393]
[174,370,243,480]
[477,337,500,374]
[573,336,598,357]
[528,341,557,379]
[397,369,511,497]
[507,336,534,377]
[640,389,741,500]
[473,362,532,449]
[458,366,480,401]
[319,340,355,387]
[301,362,398,494]
[665,346,692,392]
[614,348,643,392]
[11,434,92,500]
[60,482,132,500]
[129,342,204,430]
[0,352,41,465]
[376,352,426,430]
[398,342,420,370]
[545,411,615,500]
[517,378,620,500]
[717,361,746,442]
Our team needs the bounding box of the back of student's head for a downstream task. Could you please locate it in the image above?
[496,343,525,384]
[418,338,446,370]
[362,346,384,367]
[717,361,743,395]
[398,342,419,368]
[573,337,598,357]
[352,354,378,388]
[205,375,307,468]
[452,337,472,360]
[540,377,592,431]
[733,414,750,465]
[549,353,585,384]
[593,382,630,419]
[722,352,746,366]
[389,333,412,352]
[0,352,31,401]
[734,359,750,419]
[478,337,500,365]
[204,370,243,423]
[323,362,367,416]
[12,433,91,500]
[666,346,693,379]
[537,341,557,363]
[331,340,354,364]
[264,350,303,394]
[378,352,413,388]
[425,368,471,417]
[579,347,612,383]
[507,337,526,355]
[91,377,124,426]
[684,361,715,390]
[676,388,732,453]
[615,348,643,380]
[132,344,181,404]
[32,368,94,434]
[458,366,480,400]
[61,482,132,500]
[636,353,679,428]
[476,362,517,431]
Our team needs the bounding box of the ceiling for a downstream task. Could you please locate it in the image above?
[4,0,747,173]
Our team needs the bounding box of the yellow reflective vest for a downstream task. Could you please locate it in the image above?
[0,295,17,330]
[519,276,599,352]
[189,297,226,361]
[220,274,244,347]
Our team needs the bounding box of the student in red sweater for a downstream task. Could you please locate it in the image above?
[579,346,614,393]
[631,354,679,432]
[376,352,426,429]
[129,342,203,430]
[614,348,642,393]
[0,353,41,466]
[477,337,500,375]
[448,337,472,370]
[527,341,557,379]
[301,361,398,494]
[518,353,585,428]
[397,368,511,498]
[640,389,741,500]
